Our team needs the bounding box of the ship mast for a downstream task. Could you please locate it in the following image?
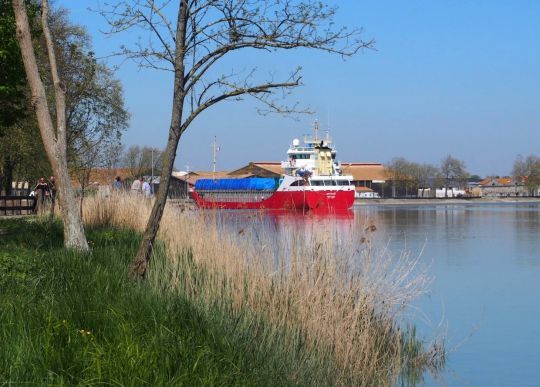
[212,136,219,180]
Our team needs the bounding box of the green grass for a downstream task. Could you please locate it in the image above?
[0,218,325,385]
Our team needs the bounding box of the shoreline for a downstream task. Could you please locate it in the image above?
[355,197,540,206]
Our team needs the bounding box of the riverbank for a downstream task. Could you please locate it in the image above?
[0,195,445,384]
[356,197,540,206]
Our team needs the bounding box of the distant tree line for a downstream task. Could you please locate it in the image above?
[383,154,540,198]
[383,155,468,198]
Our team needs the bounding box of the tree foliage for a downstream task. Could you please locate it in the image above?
[2,2,128,195]
[0,0,37,129]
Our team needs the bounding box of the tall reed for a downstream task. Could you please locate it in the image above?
[83,194,444,384]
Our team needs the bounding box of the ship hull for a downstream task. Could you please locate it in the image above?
[192,189,354,210]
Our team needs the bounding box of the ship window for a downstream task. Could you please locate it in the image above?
[290,180,304,186]
[311,180,323,186]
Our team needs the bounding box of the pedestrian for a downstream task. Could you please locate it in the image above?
[113,176,123,191]
[142,178,151,198]
[130,176,141,194]
[33,177,50,212]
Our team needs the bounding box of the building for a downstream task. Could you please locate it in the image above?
[478,177,529,197]
[339,163,387,196]
[417,187,467,198]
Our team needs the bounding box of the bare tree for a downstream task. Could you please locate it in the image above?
[100,0,374,279]
[512,154,540,196]
[13,0,88,250]
[440,155,468,198]
[123,145,163,179]
[411,163,439,198]
[385,157,420,198]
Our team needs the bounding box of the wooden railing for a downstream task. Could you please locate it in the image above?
[0,196,36,216]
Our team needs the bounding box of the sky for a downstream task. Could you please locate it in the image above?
[57,1,540,177]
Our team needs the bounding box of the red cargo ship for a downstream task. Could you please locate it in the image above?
[192,123,355,211]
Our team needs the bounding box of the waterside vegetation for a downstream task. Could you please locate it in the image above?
[1,194,444,385]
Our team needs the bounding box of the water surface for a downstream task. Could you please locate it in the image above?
[358,203,540,386]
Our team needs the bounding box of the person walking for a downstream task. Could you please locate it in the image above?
[33,177,50,213]
[130,176,142,194]
[113,176,123,191]
[142,178,152,198]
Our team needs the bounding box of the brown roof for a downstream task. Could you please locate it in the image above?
[479,177,514,186]
[340,163,387,182]
[252,162,284,175]
[71,167,133,188]
[229,162,283,177]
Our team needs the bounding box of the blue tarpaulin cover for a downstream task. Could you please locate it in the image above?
[195,178,276,191]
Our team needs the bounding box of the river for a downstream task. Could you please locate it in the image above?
[359,203,540,386]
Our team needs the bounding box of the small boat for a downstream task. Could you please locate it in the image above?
[192,122,355,210]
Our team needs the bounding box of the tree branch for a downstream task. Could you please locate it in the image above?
[180,78,300,134]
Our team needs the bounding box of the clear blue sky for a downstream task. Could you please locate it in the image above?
[58,1,540,177]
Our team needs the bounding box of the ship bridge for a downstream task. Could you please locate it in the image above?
[281,121,342,177]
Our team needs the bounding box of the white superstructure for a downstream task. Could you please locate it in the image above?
[281,121,353,186]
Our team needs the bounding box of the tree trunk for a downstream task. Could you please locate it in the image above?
[13,0,88,250]
[129,133,181,280]
[129,1,188,280]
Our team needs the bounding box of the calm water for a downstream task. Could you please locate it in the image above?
[220,203,540,385]
[359,203,540,386]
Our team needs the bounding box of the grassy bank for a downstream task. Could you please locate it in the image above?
[0,218,325,384]
[1,195,445,384]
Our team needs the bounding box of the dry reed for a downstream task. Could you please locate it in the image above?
[82,193,444,384]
